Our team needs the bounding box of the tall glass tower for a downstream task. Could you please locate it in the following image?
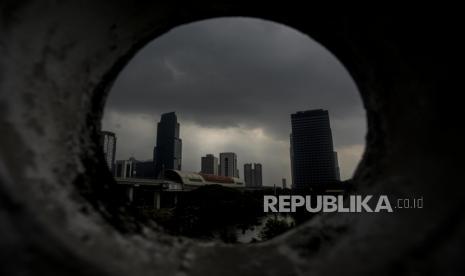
[290,109,338,189]
[153,112,182,178]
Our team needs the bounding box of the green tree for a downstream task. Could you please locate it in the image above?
[259,217,293,241]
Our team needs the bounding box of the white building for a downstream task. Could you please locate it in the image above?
[115,158,136,179]
[101,131,116,174]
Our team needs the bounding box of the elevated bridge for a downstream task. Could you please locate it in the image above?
[114,175,252,209]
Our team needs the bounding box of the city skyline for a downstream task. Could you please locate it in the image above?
[102,18,366,186]
[105,109,341,186]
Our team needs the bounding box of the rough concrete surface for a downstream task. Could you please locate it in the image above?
[0,2,464,276]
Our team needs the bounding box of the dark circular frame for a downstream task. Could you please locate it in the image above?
[0,2,463,276]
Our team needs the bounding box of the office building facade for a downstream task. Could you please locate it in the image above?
[101,131,116,175]
[333,151,341,181]
[244,163,262,187]
[244,163,253,187]
[290,109,338,189]
[134,160,156,179]
[153,112,182,178]
[201,154,219,175]
[115,158,156,179]
[219,152,238,178]
[254,163,262,187]
[115,159,135,179]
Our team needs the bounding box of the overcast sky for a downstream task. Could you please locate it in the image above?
[102,17,366,185]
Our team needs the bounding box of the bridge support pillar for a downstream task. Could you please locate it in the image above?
[127,187,134,203]
[154,191,161,209]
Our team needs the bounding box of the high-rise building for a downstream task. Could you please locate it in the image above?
[243,163,262,187]
[333,151,341,181]
[201,154,218,175]
[282,178,287,189]
[244,163,253,187]
[290,109,338,189]
[153,112,182,178]
[253,163,262,187]
[101,131,116,175]
[115,158,135,179]
[219,152,238,177]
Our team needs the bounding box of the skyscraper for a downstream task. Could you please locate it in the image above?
[101,131,116,175]
[253,163,262,187]
[244,163,262,187]
[153,112,182,177]
[201,154,218,175]
[244,163,253,187]
[219,152,238,177]
[290,109,338,189]
[333,151,341,181]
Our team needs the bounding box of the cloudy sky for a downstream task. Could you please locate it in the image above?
[102,17,366,185]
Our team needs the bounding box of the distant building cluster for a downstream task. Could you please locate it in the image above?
[102,108,341,190]
[201,152,262,187]
[101,112,256,186]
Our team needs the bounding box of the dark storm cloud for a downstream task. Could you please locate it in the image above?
[105,17,364,146]
[103,17,367,182]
